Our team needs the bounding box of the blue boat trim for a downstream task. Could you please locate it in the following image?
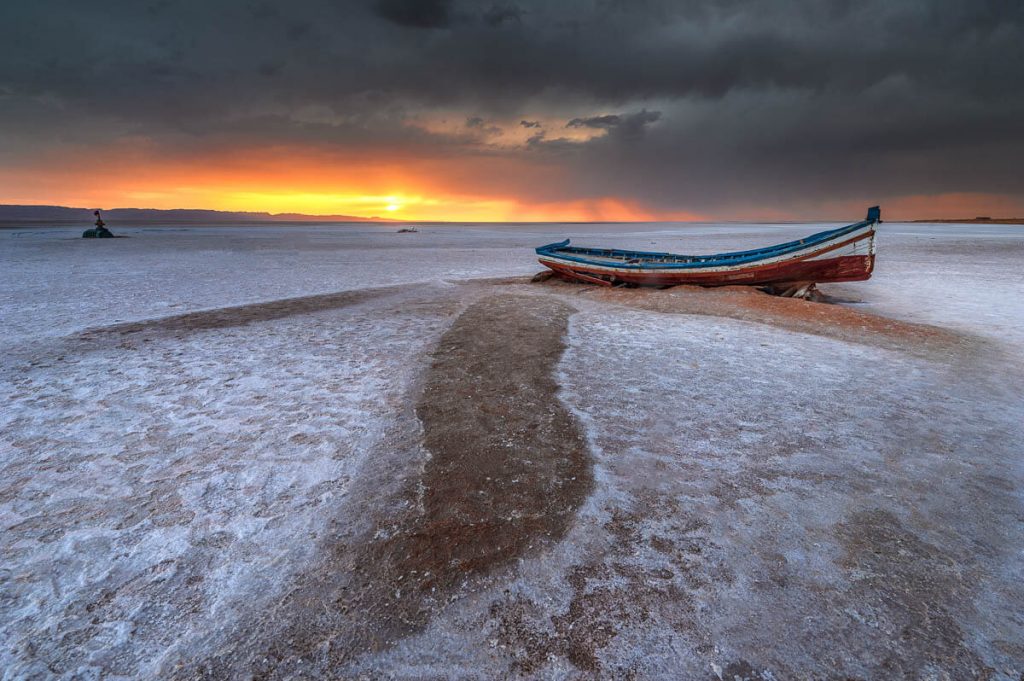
[536,207,880,271]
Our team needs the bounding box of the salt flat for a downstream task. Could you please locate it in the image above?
[2,222,1023,679]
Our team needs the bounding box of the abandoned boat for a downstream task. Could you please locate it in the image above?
[535,206,880,287]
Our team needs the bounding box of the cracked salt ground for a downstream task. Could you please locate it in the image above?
[555,310,1023,677]
[349,306,1023,678]
[0,287,459,678]
[0,224,533,344]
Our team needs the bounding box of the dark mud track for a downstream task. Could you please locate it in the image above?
[181,293,592,678]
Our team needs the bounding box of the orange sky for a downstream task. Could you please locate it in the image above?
[3,143,1022,222]
[0,142,704,222]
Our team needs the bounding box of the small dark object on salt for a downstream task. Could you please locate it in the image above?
[84,209,115,238]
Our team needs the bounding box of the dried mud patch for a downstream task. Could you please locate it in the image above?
[487,492,725,676]
[530,277,966,357]
[78,286,403,337]
[401,293,592,583]
[834,509,993,679]
[181,293,592,677]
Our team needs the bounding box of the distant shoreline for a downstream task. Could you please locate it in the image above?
[912,218,1024,224]
[0,220,391,228]
[0,204,398,224]
[3,202,1023,227]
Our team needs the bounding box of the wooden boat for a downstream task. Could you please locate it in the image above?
[535,207,879,288]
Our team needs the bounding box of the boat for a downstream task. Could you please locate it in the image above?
[535,207,879,288]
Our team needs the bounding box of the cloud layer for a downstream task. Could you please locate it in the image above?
[1,0,1022,218]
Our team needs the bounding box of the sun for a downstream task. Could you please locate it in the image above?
[384,196,402,212]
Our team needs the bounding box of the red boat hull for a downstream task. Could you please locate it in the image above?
[538,227,876,287]
[542,254,874,287]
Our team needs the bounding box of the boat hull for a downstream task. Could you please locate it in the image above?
[537,224,876,288]
[540,253,873,287]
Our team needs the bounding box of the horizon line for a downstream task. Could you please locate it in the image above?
[2,202,1022,226]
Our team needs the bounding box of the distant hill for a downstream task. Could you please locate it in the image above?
[0,204,398,224]
[912,217,1024,224]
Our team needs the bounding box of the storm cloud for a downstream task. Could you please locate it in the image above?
[375,0,452,29]
[1,0,1022,217]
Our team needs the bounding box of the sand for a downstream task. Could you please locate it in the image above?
[1,222,1022,679]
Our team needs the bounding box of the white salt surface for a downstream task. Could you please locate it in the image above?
[361,303,1024,678]
[2,220,1023,677]
[2,223,531,343]
[555,308,1024,676]
[1,281,454,678]
[4,221,1022,349]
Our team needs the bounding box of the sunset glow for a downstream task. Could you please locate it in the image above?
[2,2,1021,222]
[6,143,1022,222]
[0,142,711,222]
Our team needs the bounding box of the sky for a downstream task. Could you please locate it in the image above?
[1,0,1022,221]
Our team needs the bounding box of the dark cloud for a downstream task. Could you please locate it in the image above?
[611,110,661,139]
[0,0,1021,215]
[374,0,452,28]
[483,3,524,27]
[464,116,502,136]
[567,115,622,129]
[566,110,661,140]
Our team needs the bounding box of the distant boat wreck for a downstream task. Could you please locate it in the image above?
[82,210,115,239]
[397,226,419,233]
[536,206,880,288]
